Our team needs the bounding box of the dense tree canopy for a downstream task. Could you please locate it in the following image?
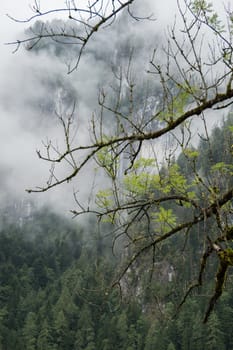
[1,207,233,348]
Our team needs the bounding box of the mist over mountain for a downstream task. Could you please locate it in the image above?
[0,3,163,216]
[0,0,230,230]
[1,1,233,348]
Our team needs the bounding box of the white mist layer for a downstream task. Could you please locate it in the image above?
[0,0,230,215]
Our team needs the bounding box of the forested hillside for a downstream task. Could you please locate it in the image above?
[1,114,233,349]
[3,1,233,348]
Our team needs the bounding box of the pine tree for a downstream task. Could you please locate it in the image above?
[144,321,163,350]
[205,312,225,350]
[116,311,128,349]
[74,305,96,350]
[37,319,56,350]
[22,312,38,350]
[127,324,138,349]
[190,311,204,350]
[217,291,233,349]
[167,342,176,350]
[53,310,69,349]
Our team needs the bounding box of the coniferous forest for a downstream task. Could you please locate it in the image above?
[1,115,233,350]
[2,1,233,348]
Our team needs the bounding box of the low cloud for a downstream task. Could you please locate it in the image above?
[0,0,230,215]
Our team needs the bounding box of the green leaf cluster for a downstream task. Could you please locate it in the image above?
[152,207,177,233]
[191,0,225,32]
[96,145,118,179]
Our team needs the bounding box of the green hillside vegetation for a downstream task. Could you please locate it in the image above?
[1,113,233,349]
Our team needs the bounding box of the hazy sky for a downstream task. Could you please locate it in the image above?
[0,0,230,213]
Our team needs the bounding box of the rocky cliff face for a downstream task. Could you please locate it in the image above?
[0,199,36,229]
